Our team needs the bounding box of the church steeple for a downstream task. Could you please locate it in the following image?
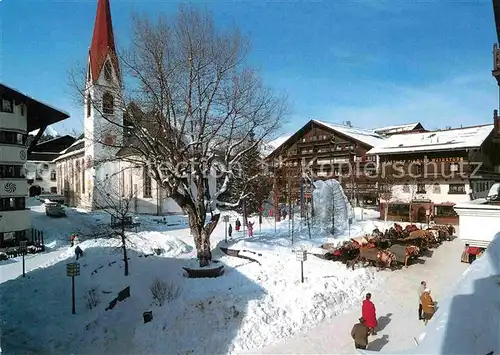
[88,0,120,84]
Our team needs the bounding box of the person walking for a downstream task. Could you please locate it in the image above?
[228,223,233,239]
[235,218,241,232]
[362,293,378,335]
[247,221,254,237]
[418,280,427,320]
[421,288,435,325]
[351,317,370,350]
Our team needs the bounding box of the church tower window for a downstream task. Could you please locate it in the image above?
[87,93,92,118]
[104,61,113,82]
[102,92,114,114]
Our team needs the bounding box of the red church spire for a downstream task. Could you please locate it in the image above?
[89,0,119,83]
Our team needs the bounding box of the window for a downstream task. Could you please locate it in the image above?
[1,98,13,113]
[87,93,92,118]
[43,164,49,170]
[417,183,426,193]
[414,164,423,176]
[143,166,152,198]
[102,92,114,114]
[81,163,85,194]
[50,170,56,181]
[0,197,25,211]
[121,170,125,197]
[432,183,441,194]
[104,61,113,82]
[0,131,26,145]
[450,163,459,172]
[75,161,80,193]
[50,187,57,194]
[0,165,24,178]
[449,184,466,194]
[388,203,410,216]
[20,103,25,116]
[402,183,410,193]
[434,205,457,217]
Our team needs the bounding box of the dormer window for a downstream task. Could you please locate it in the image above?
[102,92,114,114]
[104,61,113,82]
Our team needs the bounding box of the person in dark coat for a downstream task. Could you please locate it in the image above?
[235,218,241,232]
[75,245,84,260]
[351,317,370,350]
[228,223,233,239]
[362,293,378,335]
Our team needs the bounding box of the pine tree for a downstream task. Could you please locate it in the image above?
[219,133,272,215]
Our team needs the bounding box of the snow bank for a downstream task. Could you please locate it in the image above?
[374,232,500,355]
[312,179,354,236]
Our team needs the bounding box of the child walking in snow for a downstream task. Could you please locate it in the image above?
[228,223,233,239]
[235,218,241,232]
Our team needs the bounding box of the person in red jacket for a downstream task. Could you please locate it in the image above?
[362,293,378,335]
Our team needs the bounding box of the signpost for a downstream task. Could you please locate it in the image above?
[295,249,307,283]
[66,262,80,314]
[223,215,230,243]
[19,241,27,278]
[348,218,353,239]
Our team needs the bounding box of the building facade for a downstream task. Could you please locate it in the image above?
[0,84,69,248]
[368,118,500,225]
[26,135,76,197]
[266,119,388,207]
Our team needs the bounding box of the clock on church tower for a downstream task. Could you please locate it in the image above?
[104,133,116,146]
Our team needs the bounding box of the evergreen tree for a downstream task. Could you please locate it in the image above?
[219,133,272,215]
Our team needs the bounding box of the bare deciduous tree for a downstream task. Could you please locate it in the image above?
[92,168,140,276]
[71,7,288,267]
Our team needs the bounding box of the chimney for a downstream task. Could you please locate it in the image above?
[495,109,500,132]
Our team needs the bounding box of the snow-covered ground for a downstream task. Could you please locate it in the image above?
[252,237,469,354]
[0,201,466,355]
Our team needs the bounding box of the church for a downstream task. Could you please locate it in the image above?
[53,0,182,215]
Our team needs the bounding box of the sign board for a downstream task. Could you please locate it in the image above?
[295,250,307,262]
[348,218,353,225]
[223,215,230,223]
[66,262,80,277]
[19,241,27,253]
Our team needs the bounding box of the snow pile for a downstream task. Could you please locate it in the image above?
[312,179,354,236]
[1,205,383,354]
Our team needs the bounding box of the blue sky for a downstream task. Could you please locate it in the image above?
[1,0,498,137]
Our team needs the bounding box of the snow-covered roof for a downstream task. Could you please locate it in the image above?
[29,125,59,137]
[367,124,494,155]
[313,119,386,148]
[373,122,422,135]
[261,135,292,155]
[53,139,85,162]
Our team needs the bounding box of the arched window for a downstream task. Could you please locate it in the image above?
[87,93,91,117]
[432,183,441,194]
[104,61,113,82]
[102,92,114,114]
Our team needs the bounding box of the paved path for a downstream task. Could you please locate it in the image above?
[245,238,469,354]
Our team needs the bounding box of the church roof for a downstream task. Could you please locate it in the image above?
[89,0,119,83]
